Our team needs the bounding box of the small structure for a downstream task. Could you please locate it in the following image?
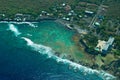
[85,10,94,14]
[64,5,71,11]
[15,13,23,18]
[23,14,31,21]
[0,14,5,20]
[14,13,31,21]
[95,37,114,54]
[94,22,100,28]
[95,40,106,51]
[62,3,66,6]
[14,13,23,21]
[94,22,100,26]
[66,17,70,21]
[41,11,47,16]
[85,10,94,16]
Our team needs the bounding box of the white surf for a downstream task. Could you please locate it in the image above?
[1,21,38,28]
[22,37,116,80]
[8,24,21,36]
[12,22,38,28]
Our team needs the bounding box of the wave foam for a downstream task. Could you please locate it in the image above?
[0,21,38,28]
[22,37,116,80]
[24,22,38,28]
[22,37,53,57]
[12,22,38,28]
[8,24,21,36]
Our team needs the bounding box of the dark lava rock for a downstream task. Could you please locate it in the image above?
[55,52,60,57]
[91,64,99,69]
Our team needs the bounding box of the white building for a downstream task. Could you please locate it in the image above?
[95,37,114,53]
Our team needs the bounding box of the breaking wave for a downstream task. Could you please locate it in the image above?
[0,21,38,28]
[8,24,21,36]
[22,37,116,80]
[11,22,38,28]
[23,22,38,28]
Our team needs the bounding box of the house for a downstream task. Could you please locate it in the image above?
[62,3,66,6]
[14,13,32,21]
[23,14,31,21]
[95,37,114,54]
[95,40,106,51]
[15,13,23,18]
[85,10,94,16]
[94,22,100,26]
[85,10,94,14]
[64,5,71,11]
[14,13,23,21]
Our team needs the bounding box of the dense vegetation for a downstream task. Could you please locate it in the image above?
[0,0,119,19]
[0,0,77,17]
[0,0,103,17]
[104,0,120,20]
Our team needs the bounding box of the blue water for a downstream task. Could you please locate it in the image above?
[0,21,115,80]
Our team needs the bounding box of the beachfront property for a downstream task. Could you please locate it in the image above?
[95,37,115,54]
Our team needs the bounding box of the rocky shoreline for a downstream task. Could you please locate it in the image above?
[0,17,56,22]
[55,19,119,80]
[0,19,119,80]
[55,51,119,80]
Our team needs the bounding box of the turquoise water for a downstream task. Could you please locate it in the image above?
[17,21,75,52]
[0,21,115,80]
[15,21,85,60]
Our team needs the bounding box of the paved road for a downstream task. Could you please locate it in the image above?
[88,0,105,28]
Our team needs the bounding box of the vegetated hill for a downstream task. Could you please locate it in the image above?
[0,0,77,17]
[0,0,103,17]
[104,0,120,20]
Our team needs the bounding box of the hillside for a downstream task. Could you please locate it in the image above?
[0,0,103,17]
[104,0,120,20]
[0,0,77,17]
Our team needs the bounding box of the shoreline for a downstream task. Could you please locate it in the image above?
[22,36,116,80]
[55,19,88,34]
[0,19,118,79]
[0,17,56,22]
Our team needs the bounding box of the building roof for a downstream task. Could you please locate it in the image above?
[95,37,114,53]
[95,22,100,26]
[102,43,109,51]
[107,37,114,45]
[103,37,114,51]
[96,40,106,51]
[85,10,94,14]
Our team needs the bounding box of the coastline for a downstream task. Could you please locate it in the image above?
[55,19,119,80]
[0,17,56,22]
[0,19,118,80]
[22,36,116,80]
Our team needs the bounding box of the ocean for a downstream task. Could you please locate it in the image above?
[0,21,115,80]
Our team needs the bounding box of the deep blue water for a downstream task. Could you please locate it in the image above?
[0,21,115,80]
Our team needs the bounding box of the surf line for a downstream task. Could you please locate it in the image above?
[22,37,116,80]
[3,21,38,28]
[11,22,38,28]
[7,24,21,37]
